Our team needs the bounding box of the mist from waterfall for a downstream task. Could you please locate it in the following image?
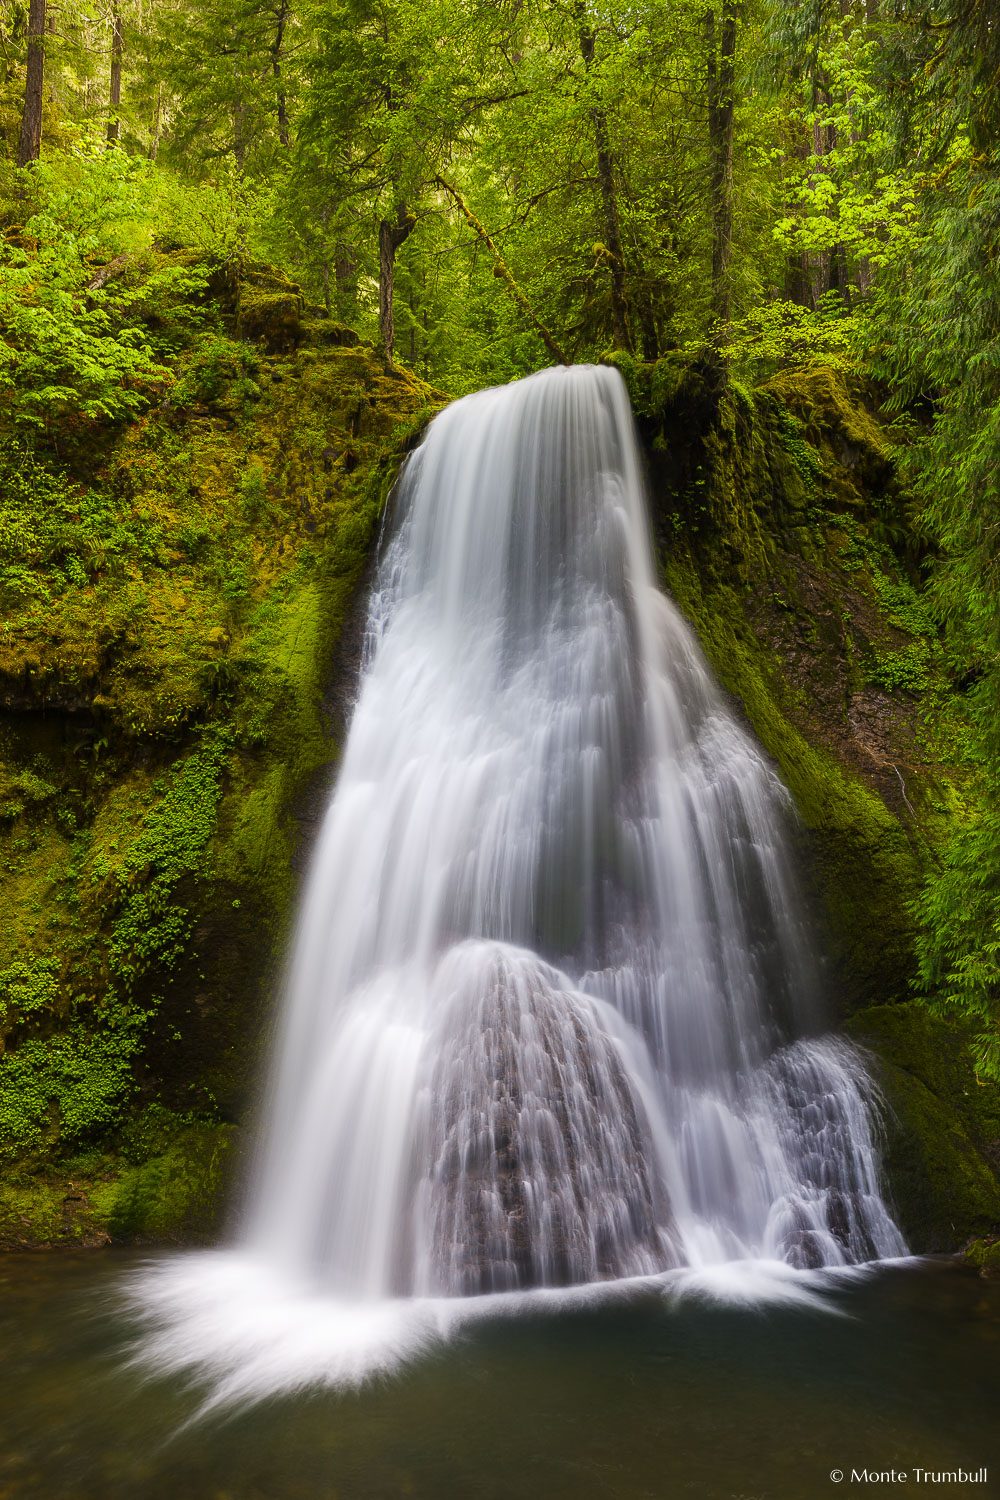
[129,364,906,1403]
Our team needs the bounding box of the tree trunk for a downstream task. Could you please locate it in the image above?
[232,27,246,170]
[639,303,659,361]
[575,2,633,352]
[149,87,162,160]
[829,240,852,309]
[17,0,45,168]
[707,1,738,335]
[271,0,290,147]
[46,8,55,103]
[782,117,813,308]
[784,243,812,307]
[107,11,123,144]
[378,206,416,363]
[234,103,246,170]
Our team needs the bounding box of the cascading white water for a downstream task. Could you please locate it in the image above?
[130,364,905,1400]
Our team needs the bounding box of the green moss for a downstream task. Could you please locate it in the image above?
[764,366,894,481]
[235,266,304,352]
[0,1107,238,1247]
[106,1119,240,1242]
[965,1238,1000,1276]
[845,1004,1000,1250]
[236,289,303,352]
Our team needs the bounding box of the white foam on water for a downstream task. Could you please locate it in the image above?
[124,1250,904,1413]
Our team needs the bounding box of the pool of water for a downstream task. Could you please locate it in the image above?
[0,1252,997,1499]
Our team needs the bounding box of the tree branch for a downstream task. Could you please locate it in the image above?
[435,175,571,366]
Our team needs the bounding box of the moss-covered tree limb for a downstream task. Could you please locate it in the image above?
[434,175,571,367]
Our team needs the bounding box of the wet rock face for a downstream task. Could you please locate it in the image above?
[423,945,669,1294]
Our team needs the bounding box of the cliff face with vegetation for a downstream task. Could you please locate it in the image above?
[1,262,997,1261]
[0,258,441,1248]
[616,353,1000,1255]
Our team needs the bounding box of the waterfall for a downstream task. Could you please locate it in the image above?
[130,365,905,1399]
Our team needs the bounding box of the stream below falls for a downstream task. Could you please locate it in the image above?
[0,1251,997,1498]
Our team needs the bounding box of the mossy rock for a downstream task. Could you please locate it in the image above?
[845,1004,1000,1251]
[236,286,303,352]
[107,1119,241,1242]
[0,1112,241,1247]
[762,366,894,495]
[301,317,360,349]
[965,1238,1000,1277]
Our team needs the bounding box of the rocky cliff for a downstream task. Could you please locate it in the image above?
[1,264,996,1260]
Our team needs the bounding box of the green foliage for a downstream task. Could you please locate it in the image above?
[915,797,1000,1082]
[866,644,930,695]
[118,1101,205,1164]
[870,575,934,638]
[0,732,230,1159]
[0,148,173,431]
[0,957,59,1025]
[0,443,166,606]
[0,1011,142,1158]
[240,461,266,521]
[721,297,853,379]
[100,730,232,991]
[776,408,823,491]
[145,0,297,175]
[0,767,58,820]
[171,334,258,408]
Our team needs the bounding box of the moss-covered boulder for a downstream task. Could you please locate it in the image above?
[965,1238,1000,1277]
[0,254,444,1246]
[232,263,305,352]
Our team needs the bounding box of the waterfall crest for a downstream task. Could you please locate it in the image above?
[129,365,905,1401]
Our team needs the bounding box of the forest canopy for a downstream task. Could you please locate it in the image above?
[1,0,1000,1078]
